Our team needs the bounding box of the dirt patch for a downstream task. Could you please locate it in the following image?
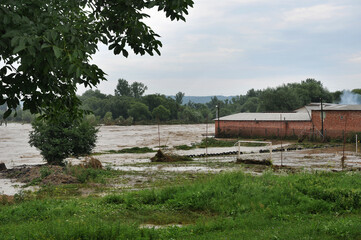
[80,157,103,169]
[1,165,78,185]
[41,172,78,185]
[0,195,14,204]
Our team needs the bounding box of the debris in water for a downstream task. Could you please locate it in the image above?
[0,163,6,171]
[151,150,192,162]
[236,158,272,166]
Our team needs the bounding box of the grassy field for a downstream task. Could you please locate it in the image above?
[1,170,361,239]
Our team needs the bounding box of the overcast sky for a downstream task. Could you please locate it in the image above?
[79,0,361,96]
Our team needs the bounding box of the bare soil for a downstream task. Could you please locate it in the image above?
[1,165,78,185]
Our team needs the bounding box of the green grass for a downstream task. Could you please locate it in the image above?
[2,171,361,239]
[174,144,196,150]
[177,138,267,149]
[93,147,156,155]
[174,138,249,150]
[107,147,156,154]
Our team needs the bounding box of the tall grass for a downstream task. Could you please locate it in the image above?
[1,171,361,239]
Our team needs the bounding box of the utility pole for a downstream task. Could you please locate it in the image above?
[320,98,324,138]
[356,134,358,154]
[342,113,348,170]
[206,115,208,161]
[157,118,161,149]
[280,114,283,167]
[216,104,220,137]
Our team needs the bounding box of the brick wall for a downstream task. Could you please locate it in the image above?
[312,110,361,138]
[215,110,361,139]
[215,120,313,138]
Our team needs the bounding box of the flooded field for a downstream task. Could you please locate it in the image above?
[1,123,361,195]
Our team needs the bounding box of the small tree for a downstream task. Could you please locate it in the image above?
[128,102,151,122]
[114,78,132,97]
[175,92,185,105]
[103,111,113,125]
[152,105,171,121]
[130,82,148,99]
[29,114,98,165]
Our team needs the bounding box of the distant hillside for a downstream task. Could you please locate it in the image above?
[169,96,236,105]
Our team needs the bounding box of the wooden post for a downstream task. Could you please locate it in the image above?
[280,114,283,167]
[320,98,324,137]
[342,114,348,170]
[206,116,208,160]
[157,118,161,149]
[237,141,240,159]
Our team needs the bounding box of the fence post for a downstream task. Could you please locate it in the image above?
[237,142,240,159]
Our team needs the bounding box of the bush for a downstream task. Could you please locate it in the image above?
[29,115,98,165]
[103,111,113,125]
[116,116,133,126]
[152,105,170,121]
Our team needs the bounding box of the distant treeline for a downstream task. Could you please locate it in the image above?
[172,96,235,105]
[1,78,360,124]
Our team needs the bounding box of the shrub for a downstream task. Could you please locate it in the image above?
[152,105,171,121]
[29,115,98,165]
[103,111,113,125]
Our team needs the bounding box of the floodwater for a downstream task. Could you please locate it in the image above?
[0,123,212,167]
[0,178,26,195]
[0,123,273,168]
[1,123,361,195]
[0,123,41,168]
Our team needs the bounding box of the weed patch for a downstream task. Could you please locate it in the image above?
[174,144,196,150]
[104,147,155,154]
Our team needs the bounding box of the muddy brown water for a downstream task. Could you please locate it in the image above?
[0,123,211,168]
[1,123,361,195]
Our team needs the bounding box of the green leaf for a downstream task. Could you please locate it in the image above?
[53,46,62,58]
[11,37,20,47]
[51,30,58,42]
[28,46,36,56]
[122,49,129,58]
[13,45,26,54]
[41,43,51,49]
[114,45,121,55]
[76,67,81,78]
[3,109,12,119]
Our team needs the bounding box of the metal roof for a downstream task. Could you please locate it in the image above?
[219,112,311,121]
[323,104,361,111]
[295,103,361,112]
[218,104,361,122]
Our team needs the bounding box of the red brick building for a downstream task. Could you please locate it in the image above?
[215,103,361,139]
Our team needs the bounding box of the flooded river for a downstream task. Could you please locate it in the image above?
[1,123,361,195]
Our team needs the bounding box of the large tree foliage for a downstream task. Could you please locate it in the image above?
[115,78,148,98]
[175,91,185,105]
[78,78,340,124]
[0,0,194,119]
[352,89,361,95]
[257,79,332,112]
[114,78,132,97]
[128,102,151,121]
[152,104,170,121]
